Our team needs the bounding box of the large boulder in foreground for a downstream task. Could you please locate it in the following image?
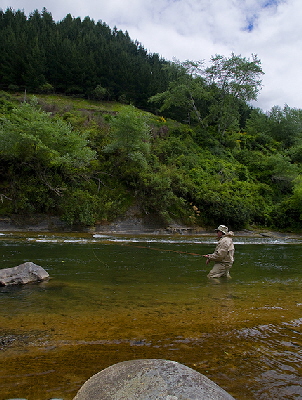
[0,262,49,286]
[73,359,235,400]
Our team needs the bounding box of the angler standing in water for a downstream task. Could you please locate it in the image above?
[202,225,234,278]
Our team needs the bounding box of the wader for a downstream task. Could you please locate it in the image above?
[207,235,234,278]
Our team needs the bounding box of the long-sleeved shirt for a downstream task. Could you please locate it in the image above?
[208,233,234,264]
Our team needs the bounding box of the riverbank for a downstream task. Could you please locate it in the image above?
[0,214,301,240]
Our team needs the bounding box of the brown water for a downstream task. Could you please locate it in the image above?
[0,232,302,400]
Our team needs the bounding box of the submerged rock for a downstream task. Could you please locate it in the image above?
[0,262,49,286]
[73,359,235,400]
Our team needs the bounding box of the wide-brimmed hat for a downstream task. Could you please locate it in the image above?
[215,225,228,234]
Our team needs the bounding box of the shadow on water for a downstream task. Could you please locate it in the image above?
[0,232,302,399]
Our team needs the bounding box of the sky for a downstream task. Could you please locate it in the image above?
[1,0,302,112]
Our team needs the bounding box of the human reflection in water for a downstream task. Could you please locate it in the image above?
[202,225,235,279]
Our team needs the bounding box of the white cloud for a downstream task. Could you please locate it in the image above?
[2,0,302,111]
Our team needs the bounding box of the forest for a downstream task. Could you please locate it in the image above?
[1,8,302,231]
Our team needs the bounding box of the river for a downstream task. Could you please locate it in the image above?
[0,232,302,400]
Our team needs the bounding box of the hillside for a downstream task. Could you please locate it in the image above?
[1,9,302,231]
[0,8,170,110]
[1,91,302,232]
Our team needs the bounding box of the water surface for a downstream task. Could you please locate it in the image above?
[0,232,302,399]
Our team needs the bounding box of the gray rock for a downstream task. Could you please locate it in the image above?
[0,262,49,286]
[73,359,235,400]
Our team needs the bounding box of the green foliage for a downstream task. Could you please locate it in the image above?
[58,181,133,226]
[104,106,151,172]
[0,91,15,112]
[201,180,271,228]
[204,53,263,134]
[92,84,108,100]
[244,108,277,151]
[139,170,175,213]
[271,195,302,230]
[0,90,302,230]
[59,188,100,226]
[205,53,263,101]
[275,175,302,228]
[186,153,272,228]
[150,54,263,135]
[265,154,299,195]
[0,97,96,169]
[38,83,54,93]
[0,95,98,222]
[149,74,209,125]
[268,105,302,148]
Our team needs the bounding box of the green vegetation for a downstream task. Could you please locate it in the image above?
[1,8,302,231]
[0,8,171,108]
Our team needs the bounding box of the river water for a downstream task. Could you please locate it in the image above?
[0,232,302,400]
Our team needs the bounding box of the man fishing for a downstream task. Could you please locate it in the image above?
[202,225,234,278]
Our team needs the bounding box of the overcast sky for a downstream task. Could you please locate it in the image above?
[2,0,302,111]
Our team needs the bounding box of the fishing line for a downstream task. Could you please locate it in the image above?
[92,247,111,268]
[91,240,202,268]
[122,243,202,256]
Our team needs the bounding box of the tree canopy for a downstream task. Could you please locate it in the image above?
[0,8,171,108]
